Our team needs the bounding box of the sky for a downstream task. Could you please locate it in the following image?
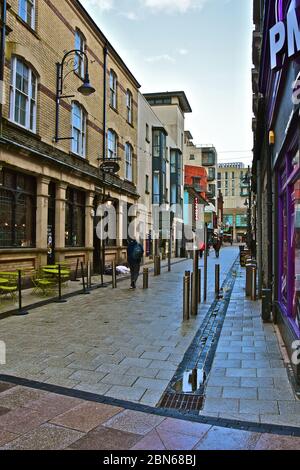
[80,0,253,165]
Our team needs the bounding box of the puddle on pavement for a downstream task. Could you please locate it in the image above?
[172,368,206,393]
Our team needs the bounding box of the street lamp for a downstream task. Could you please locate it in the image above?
[54,49,96,143]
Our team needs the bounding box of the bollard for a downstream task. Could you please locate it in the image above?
[81,262,90,295]
[56,264,67,303]
[87,261,92,289]
[183,273,190,321]
[251,266,257,301]
[191,251,199,316]
[16,270,28,316]
[157,256,161,276]
[143,268,149,289]
[204,224,208,302]
[74,258,80,281]
[154,256,158,276]
[168,251,171,272]
[154,256,161,276]
[112,260,117,289]
[215,264,220,299]
[198,269,201,304]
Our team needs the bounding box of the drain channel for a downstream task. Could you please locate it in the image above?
[158,257,239,413]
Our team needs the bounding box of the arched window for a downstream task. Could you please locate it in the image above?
[71,102,86,157]
[107,129,118,160]
[109,70,117,109]
[125,142,133,182]
[126,89,133,124]
[10,57,37,132]
[19,0,35,29]
[74,29,86,79]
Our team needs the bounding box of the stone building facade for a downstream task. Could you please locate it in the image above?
[0,0,140,272]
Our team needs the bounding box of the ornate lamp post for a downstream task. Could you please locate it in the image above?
[54,49,96,142]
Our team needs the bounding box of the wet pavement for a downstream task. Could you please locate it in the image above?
[0,382,300,450]
[0,248,237,407]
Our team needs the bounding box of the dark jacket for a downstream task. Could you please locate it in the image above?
[127,241,144,265]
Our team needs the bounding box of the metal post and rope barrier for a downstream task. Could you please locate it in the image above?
[81,262,89,295]
[191,250,199,316]
[16,270,28,316]
[56,264,67,303]
[112,260,117,289]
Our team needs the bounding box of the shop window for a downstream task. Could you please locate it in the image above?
[292,178,300,325]
[10,57,37,132]
[65,188,85,247]
[0,168,36,248]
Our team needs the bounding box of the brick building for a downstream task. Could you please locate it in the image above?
[0,0,141,273]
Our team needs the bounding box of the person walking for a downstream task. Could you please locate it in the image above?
[127,239,144,289]
[213,237,221,258]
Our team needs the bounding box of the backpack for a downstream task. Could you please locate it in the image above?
[132,244,143,262]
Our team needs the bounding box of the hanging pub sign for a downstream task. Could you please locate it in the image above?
[270,4,300,70]
[100,160,120,174]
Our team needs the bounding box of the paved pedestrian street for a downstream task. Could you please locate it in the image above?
[0,381,299,450]
[0,248,236,407]
[0,246,300,450]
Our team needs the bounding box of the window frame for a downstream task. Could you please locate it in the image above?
[109,70,117,110]
[74,29,86,80]
[71,102,87,158]
[126,89,133,124]
[107,129,118,160]
[10,56,37,133]
[125,142,133,182]
[19,0,36,30]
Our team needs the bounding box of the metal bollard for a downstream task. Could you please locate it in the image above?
[251,266,257,301]
[191,251,199,316]
[168,251,171,272]
[56,264,67,303]
[143,268,149,289]
[154,256,161,276]
[74,258,80,281]
[112,260,117,289]
[16,270,28,316]
[215,264,220,299]
[81,262,90,295]
[183,273,190,321]
[157,256,161,276]
[198,269,201,304]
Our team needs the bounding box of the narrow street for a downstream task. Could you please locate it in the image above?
[0,247,299,450]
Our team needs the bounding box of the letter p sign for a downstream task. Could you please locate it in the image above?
[270,21,286,70]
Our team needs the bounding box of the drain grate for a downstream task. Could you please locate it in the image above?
[159,392,203,411]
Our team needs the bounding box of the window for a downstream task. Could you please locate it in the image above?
[153,130,160,157]
[171,184,177,205]
[170,151,176,174]
[109,70,117,109]
[65,188,85,247]
[153,172,160,204]
[125,142,133,182]
[126,90,133,124]
[74,30,86,79]
[146,124,150,142]
[19,0,35,29]
[71,102,86,157]
[0,168,36,248]
[10,57,37,132]
[190,154,195,161]
[107,129,118,160]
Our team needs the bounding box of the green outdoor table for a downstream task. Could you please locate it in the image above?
[43,269,70,276]
[0,272,18,277]
[0,278,9,284]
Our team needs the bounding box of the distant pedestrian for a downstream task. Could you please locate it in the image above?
[127,239,144,289]
[213,237,221,258]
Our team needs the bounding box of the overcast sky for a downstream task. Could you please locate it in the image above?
[81,0,253,164]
